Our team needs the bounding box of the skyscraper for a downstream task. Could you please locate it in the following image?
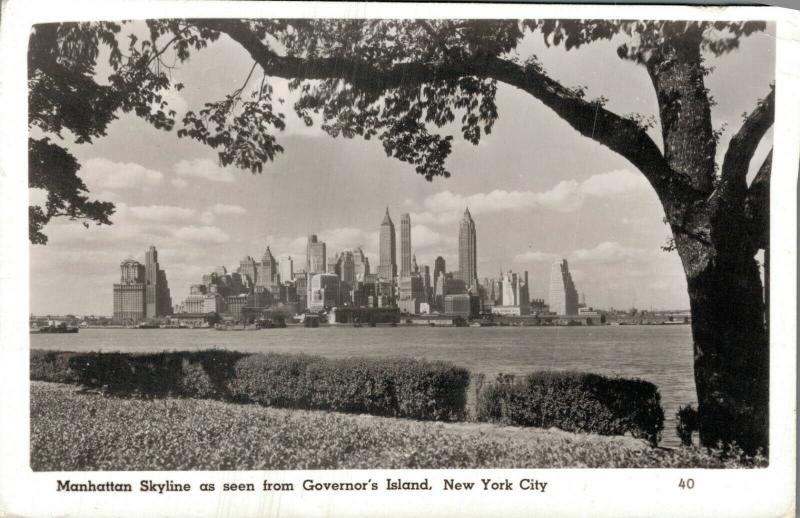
[157,269,173,315]
[327,253,340,275]
[119,259,145,284]
[144,246,171,319]
[433,256,445,290]
[113,259,146,323]
[491,270,530,316]
[257,246,278,289]
[422,264,431,302]
[237,256,258,287]
[352,247,370,282]
[458,207,478,290]
[400,213,412,277]
[378,208,397,281]
[549,259,579,315]
[145,246,159,319]
[339,250,356,285]
[306,235,326,275]
[280,256,294,283]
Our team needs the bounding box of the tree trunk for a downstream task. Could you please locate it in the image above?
[645,28,769,455]
[680,237,769,454]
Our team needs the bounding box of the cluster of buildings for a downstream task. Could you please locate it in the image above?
[111,208,587,325]
[112,246,173,324]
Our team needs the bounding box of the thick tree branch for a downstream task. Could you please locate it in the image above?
[718,88,774,204]
[200,19,676,199]
[744,149,771,250]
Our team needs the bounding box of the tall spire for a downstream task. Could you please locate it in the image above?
[458,206,477,290]
[378,207,397,280]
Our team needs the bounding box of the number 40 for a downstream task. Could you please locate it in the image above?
[678,478,695,489]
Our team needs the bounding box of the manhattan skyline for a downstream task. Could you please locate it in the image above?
[28,21,774,315]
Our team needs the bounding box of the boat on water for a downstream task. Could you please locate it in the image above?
[214,318,287,331]
[31,322,79,333]
[136,322,160,329]
[303,315,320,328]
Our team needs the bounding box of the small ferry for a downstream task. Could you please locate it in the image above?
[136,322,160,329]
[303,315,320,328]
[31,321,79,334]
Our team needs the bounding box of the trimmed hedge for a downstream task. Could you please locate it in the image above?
[30,350,79,384]
[476,372,664,446]
[228,354,469,420]
[29,350,469,422]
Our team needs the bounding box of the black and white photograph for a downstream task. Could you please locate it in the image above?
[1,1,797,516]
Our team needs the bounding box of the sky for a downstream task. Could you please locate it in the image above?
[29,21,775,316]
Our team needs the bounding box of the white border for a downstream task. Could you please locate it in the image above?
[0,2,796,517]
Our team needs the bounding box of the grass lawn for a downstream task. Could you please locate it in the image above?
[30,382,762,470]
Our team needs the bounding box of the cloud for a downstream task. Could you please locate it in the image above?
[80,158,165,190]
[512,241,655,268]
[210,203,247,215]
[171,225,230,244]
[173,158,235,183]
[414,169,650,224]
[580,169,651,198]
[193,203,246,225]
[569,241,651,264]
[128,205,197,222]
[171,178,188,189]
[513,251,558,263]
[410,224,456,250]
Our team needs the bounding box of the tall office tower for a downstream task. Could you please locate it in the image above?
[352,247,370,281]
[306,235,326,275]
[327,253,340,275]
[113,259,146,323]
[238,256,258,287]
[549,259,579,315]
[400,213,412,277]
[378,208,397,281]
[157,269,173,315]
[412,254,419,273]
[229,272,244,294]
[457,207,478,290]
[145,246,160,319]
[143,246,172,319]
[422,265,431,301]
[120,259,145,284]
[493,270,530,315]
[256,246,278,289]
[399,273,426,301]
[280,256,294,283]
[433,256,445,291]
[339,250,356,285]
[492,277,503,305]
[308,273,341,311]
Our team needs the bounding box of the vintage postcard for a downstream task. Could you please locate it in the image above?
[0,1,796,516]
